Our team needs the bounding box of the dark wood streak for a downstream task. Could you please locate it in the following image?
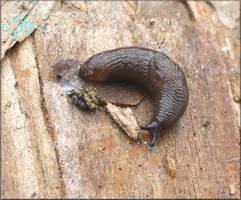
[78,47,189,147]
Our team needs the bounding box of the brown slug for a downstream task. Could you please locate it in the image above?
[78,47,189,147]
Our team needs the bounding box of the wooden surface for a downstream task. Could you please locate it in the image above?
[1,1,240,199]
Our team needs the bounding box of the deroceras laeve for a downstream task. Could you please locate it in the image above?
[78,47,189,147]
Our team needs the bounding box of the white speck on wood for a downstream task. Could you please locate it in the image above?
[230,184,236,195]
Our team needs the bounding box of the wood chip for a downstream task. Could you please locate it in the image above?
[165,154,177,178]
[106,102,140,140]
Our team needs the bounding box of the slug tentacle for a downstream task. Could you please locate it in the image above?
[78,46,189,147]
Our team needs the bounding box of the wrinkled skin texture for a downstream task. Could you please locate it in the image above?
[79,47,189,147]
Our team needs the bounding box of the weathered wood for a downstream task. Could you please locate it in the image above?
[1,1,55,59]
[2,38,62,198]
[1,1,240,199]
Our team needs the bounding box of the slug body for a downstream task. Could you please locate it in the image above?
[78,47,189,147]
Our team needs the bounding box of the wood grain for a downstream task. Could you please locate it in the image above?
[1,1,240,199]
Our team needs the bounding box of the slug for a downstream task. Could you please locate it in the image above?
[78,47,189,147]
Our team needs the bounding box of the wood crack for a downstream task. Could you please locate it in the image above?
[188,111,198,199]
[31,35,65,198]
[178,0,196,21]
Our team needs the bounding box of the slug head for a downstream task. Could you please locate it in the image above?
[78,58,111,81]
[79,63,92,79]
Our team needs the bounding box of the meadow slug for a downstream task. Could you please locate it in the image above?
[78,47,189,147]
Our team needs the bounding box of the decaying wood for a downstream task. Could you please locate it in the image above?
[1,1,240,199]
